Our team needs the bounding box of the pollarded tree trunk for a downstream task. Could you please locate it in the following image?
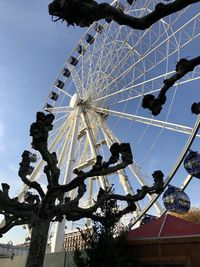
[26,219,50,267]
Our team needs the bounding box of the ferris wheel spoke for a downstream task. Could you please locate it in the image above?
[95,63,200,105]
[46,106,72,114]
[93,30,134,91]
[89,45,126,99]
[86,2,149,96]
[85,20,124,65]
[96,70,175,103]
[93,14,200,103]
[93,11,150,96]
[67,64,85,98]
[145,5,190,44]
[57,86,73,98]
[93,106,200,137]
[84,21,122,99]
[180,174,193,191]
[118,71,200,104]
[52,113,70,125]
[82,26,110,94]
[49,124,65,140]
[84,30,107,92]
[96,113,164,215]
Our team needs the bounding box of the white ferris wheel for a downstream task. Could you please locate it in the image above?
[17,0,200,252]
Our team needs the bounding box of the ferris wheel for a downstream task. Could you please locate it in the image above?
[17,0,200,252]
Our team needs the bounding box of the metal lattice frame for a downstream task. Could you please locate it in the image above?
[10,0,200,252]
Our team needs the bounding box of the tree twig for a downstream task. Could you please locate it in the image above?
[142,56,200,116]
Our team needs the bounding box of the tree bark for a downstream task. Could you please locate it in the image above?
[26,219,50,267]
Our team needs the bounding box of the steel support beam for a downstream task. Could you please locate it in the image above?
[51,107,81,252]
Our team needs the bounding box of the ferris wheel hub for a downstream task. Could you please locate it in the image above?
[70,93,79,108]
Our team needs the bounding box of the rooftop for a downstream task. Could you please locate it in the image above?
[127,214,200,240]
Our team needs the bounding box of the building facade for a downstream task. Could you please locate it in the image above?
[64,227,92,251]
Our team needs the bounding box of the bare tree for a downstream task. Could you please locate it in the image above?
[0,112,164,267]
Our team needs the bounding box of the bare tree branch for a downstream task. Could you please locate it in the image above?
[18,151,45,199]
[0,217,28,237]
[191,102,200,115]
[51,170,164,222]
[142,56,200,116]
[0,183,36,220]
[48,0,200,29]
[30,112,60,188]
[39,143,133,212]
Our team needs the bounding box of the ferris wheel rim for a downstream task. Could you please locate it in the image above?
[23,0,200,227]
[43,1,199,110]
[43,1,199,210]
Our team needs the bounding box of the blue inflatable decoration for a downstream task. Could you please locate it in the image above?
[163,185,190,214]
[184,150,200,178]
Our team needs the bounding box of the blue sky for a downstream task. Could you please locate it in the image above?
[0,0,200,244]
[0,0,85,244]
[0,0,84,191]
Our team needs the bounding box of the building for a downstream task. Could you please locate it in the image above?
[0,242,29,257]
[64,227,92,251]
[127,214,200,267]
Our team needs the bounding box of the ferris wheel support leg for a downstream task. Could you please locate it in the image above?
[80,108,108,226]
[51,107,81,253]
[127,164,164,216]
[98,117,141,217]
[98,116,136,195]
[57,115,75,169]
[80,107,107,189]
[86,177,94,227]
[97,115,164,216]
[104,133,135,195]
